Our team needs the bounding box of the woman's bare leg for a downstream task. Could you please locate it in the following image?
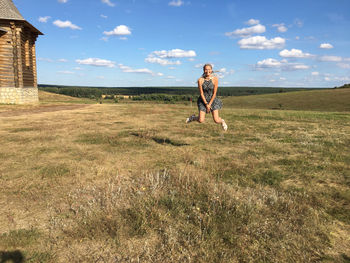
[211,110,223,124]
[212,110,228,130]
[198,110,206,123]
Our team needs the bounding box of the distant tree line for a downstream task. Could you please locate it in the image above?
[334,83,350,89]
[39,84,317,101]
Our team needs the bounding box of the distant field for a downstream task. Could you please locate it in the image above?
[0,91,349,262]
[223,87,350,112]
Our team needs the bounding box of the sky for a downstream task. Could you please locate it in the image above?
[13,0,350,87]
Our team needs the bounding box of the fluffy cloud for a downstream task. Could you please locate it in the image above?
[311,72,320,76]
[103,25,131,36]
[146,49,196,66]
[76,58,116,68]
[101,0,115,7]
[53,20,82,30]
[320,43,333,49]
[272,23,288,33]
[238,36,285,49]
[58,0,68,3]
[245,19,260,25]
[118,64,162,76]
[145,57,181,66]
[38,16,51,23]
[151,49,196,58]
[279,49,313,58]
[225,24,266,38]
[319,55,342,62]
[337,63,350,69]
[255,58,310,71]
[168,0,184,7]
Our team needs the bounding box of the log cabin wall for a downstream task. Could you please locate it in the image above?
[0,20,39,104]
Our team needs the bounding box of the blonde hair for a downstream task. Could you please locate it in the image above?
[201,63,218,78]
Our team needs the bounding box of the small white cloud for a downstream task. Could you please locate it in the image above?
[238,36,285,50]
[38,57,53,62]
[168,0,184,7]
[272,23,288,33]
[103,25,131,36]
[76,58,116,68]
[38,16,51,23]
[311,72,320,76]
[319,55,342,62]
[245,19,260,25]
[150,49,196,58]
[294,18,303,27]
[58,70,74,74]
[58,0,68,3]
[119,37,128,40]
[295,36,300,40]
[118,64,161,76]
[256,58,309,71]
[53,20,82,30]
[188,58,195,62]
[279,49,313,58]
[324,77,331,81]
[97,76,105,79]
[101,14,108,19]
[145,57,181,66]
[58,58,68,62]
[320,43,333,49]
[101,0,115,7]
[337,63,350,69]
[166,76,176,79]
[225,24,266,38]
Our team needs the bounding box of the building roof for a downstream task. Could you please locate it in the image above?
[0,0,25,20]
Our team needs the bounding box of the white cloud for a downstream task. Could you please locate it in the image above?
[38,57,53,62]
[320,43,333,49]
[311,72,320,76]
[101,0,115,7]
[58,58,68,62]
[101,14,108,19]
[58,0,68,3]
[38,16,51,23]
[272,23,288,33]
[58,70,74,74]
[324,77,331,81]
[337,63,350,69]
[245,19,260,25]
[145,57,181,66]
[319,55,342,62]
[150,49,196,58]
[103,25,131,36]
[279,49,313,58]
[225,24,266,38]
[168,0,184,7]
[294,18,303,27]
[53,20,82,30]
[118,64,161,76]
[76,58,116,68]
[146,49,196,66]
[255,58,310,71]
[238,36,285,49]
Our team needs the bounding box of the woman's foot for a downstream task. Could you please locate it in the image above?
[221,119,228,131]
[186,114,197,123]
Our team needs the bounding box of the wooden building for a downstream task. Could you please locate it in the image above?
[0,0,43,104]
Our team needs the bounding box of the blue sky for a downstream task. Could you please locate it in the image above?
[14,0,350,87]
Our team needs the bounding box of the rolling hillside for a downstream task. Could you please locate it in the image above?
[223,88,350,112]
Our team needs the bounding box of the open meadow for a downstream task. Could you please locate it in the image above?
[0,89,349,262]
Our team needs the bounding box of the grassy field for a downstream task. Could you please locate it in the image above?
[0,90,349,262]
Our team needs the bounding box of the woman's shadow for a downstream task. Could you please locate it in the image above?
[0,250,24,263]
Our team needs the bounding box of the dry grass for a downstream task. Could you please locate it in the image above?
[0,92,349,262]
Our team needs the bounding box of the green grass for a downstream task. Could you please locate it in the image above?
[223,88,350,112]
[0,89,349,262]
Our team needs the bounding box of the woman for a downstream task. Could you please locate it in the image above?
[186,64,228,131]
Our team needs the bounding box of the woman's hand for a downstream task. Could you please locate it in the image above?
[206,104,211,113]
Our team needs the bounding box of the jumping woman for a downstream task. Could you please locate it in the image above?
[186,64,228,131]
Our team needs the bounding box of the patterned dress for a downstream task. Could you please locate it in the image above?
[197,78,223,112]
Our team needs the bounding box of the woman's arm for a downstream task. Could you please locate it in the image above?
[208,76,218,107]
